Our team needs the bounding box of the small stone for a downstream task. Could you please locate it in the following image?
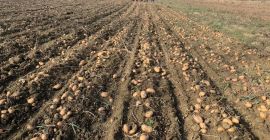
[136,101,142,106]
[59,108,66,116]
[205,105,210,111]
[39,62,45,66]
[53,84,62,90]
[53,98,60,103]
[79,60,87,66]
[112,74,117,79]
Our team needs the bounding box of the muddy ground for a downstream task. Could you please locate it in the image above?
[0,0,270,139]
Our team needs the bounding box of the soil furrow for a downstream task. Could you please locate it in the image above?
[152,4,257,140]
[0,2,134,92]
[156,4,270,139]
[104,3,143,139]
[1,5,135,138]
[0,2,131,65]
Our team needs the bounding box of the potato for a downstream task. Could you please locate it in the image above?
[122,124,129,134]
[140,134,149,140]
[193,115,203,124]
[199,123,207,129]
[53,97,60,103]
[201,128,207,134]
[53,83,62,90]
[194,104,201,110]
[145,111,154,118]
[8,107,15,114]
[1,110,7,114]
[217,126,225,133]
[30,137,40,140]
[57,121,63,127]
[146,88,155,94]
[59,108,67,116]
[245,102,252,108]
[77,76,84,81]
[141,124,153,133]
[133,91,139,97]
[259,112,267,119]
[227,127,236,133]
[140,91,147,99]
[26,124,34,130]
[136,101,142,106]
[40,133,48,140]
[79,60,87,66]
[232,117,239,124]
[98,107,105,113]
[261,96,267,101]
[144,102,151,108]
[129,124,138,135]
[222,118,233,126]
[199,91,206,97]
[27,97,35,104]
[100,92,109,98]
[0,99,6,105]
[153,67,161,73]
[182,63,189,71]
[205,105,210,111]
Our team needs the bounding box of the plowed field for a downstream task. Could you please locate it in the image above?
[1,0,270,139]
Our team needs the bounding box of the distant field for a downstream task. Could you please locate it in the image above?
[181,0,270,20]
[159,0,270,52]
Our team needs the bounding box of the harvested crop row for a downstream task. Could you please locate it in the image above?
[151,5,256,140]
[0,1,130,66]
[0,2,135,139]
[0,2,116,42]
[9,4,141,140]
[156,5,270,139]
[0,1,133,92]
